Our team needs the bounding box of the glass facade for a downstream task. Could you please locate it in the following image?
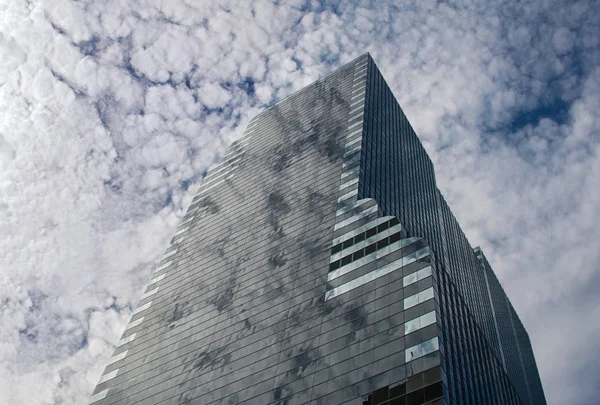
[90,54,546,405]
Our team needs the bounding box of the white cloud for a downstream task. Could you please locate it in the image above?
[0,0,598,404]
[552,27,576,54]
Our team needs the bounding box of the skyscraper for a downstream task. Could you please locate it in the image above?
[90,54,546,405]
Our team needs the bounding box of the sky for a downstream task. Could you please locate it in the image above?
[0,0,598,404]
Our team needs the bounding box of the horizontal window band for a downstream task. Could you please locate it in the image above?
[149,273,166,285]
[347,120,363,130]
[332,216,397,246]
[335,198,373,217]
[97,369,119,385]
[405,310,437,335]
[89,389,109,404]
[337,177,359,193]
[183,205,199,217]
[202,157,241,181]
[222,149,245,162]
[404,286,435,310]
[330,222,404,262]
[403,265,433,288]
[116,333,137,347]
[351,91,366,100]
[198,178,225,194]
[343,146,361,158]
[345,136,362,149]
[350,87,367,100]
[124,317,144,331]
[141,287,159,300]
[333,204,377,231]
[174,227,188,237]
[132,301,152,316]
[337,189,358,204]
[329,229,404,270]
[349,105,364,115]
[201,167,237,187]
[348,111,365,122]
[161,249,178,260]
[211,167,238,182]
[179,215,195,225]
[350,98,364,108]
[154,261,173,274]
[342,153,361,169]
[328,239,428,282]
[353,77,367,86]
[345,127,363,138]
[332,218,402,254]
[405,337,439,363]
[198,169,236,195]
[325,246,429,301]
[106,350,128,366]
[341,165,360,179]
[170,236,186,246]
[353,71,367,80]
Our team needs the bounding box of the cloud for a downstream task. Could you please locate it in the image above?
[0,0,598,404]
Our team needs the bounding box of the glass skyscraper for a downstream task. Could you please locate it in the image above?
[90,54,546,405]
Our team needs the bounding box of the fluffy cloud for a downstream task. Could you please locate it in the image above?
[0,0,598,404]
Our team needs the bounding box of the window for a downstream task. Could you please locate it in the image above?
[404,287,435,310]
[405,337,440,362]
[405,311,437,335]
[403,266,432,287]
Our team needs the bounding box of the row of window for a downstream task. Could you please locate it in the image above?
[329,230,404,271]
[333,203,377,232]
[330,222,403,262]
[325,248,431,300]
[331,217,401,254]
[404,287,435,310]
[403,266,432,288]
[405,337,440,363]
[363,381,444,405]
[405,310,437,335]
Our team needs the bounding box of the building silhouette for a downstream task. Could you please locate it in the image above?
[90,53,546,405]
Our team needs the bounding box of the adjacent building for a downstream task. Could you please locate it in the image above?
[90,53,546,405]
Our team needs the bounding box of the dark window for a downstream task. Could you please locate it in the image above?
[390,232,401,244]
[332,244,342,254]
[390,382,406,398]
[329,260,341,271]
[343,239,353,249]
[355,232,366,243]
[373,386,389,404]
[389,396,406,405]
[341,255,352,266]
[405,388,424,405]
[366,244,377,255]
[423,382,443,401]
[367,227,377,238]
[353,249,365,261]
[377,237,390,249]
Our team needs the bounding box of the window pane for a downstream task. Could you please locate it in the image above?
[404,293,419,310]
[420,311,437,328]
[418,287,434,303]
[403,272,418,287]
[405,317,421,335]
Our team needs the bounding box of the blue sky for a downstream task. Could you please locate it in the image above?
[0,0,598,404]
